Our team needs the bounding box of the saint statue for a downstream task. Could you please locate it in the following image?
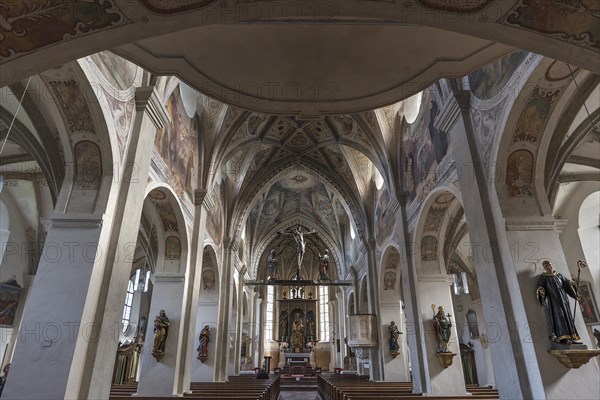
[432,305,452,353]
[318,249,330,280]
[267,249,278,281]
[388,321,401,353]
[307,316,315,340]
[279,313,288,341]
[277,225,317,274]
[291,313,304,352]
[536,260,580,345]
[197,325,210,362]
[152,310,170,360]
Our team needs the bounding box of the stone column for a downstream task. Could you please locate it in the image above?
[451,89,546,399]
[335,292,346,369]
[365,240,384,381]
[397,206,431,394]
[231,270,244,375]
[176,190,210,392]
[6,85,171,400]
[417,275,466,395]
[253,296,263,368]
[137,273,186,396]
[2,214,106,400]
[214,238,238,382]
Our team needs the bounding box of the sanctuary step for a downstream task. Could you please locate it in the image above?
[280,374,317,391]
[110,382,137,397]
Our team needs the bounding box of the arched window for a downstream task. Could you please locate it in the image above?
[265,285,274,341]
[121,279,134,332]
[319,286,330,341]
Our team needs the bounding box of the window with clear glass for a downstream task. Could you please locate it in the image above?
[265,285,274,341]
[121,279,134,332]
[319,286,330,341]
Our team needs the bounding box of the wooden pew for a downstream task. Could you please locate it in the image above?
[110,374,280,400]
[317,373,500,400]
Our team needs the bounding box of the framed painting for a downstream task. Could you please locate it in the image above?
[0,279,23,327]
[578,281,599,326]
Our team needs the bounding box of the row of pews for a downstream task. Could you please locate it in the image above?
[317,374,500,400]
[109,375,280,400]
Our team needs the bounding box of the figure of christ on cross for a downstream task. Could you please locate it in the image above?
[277,225,317,278]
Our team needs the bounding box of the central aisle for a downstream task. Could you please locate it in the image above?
[279,389,320,400]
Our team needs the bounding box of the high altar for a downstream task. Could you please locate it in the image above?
[277,294,318,352]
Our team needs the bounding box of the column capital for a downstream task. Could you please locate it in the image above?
[153,272,186,283]
[49,213,103,229]
[223,237,239,252]
[505,217,568,233]
[195,189,215,211]
[135,86,170,129]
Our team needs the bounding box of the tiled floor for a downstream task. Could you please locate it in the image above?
[278,389,320,400]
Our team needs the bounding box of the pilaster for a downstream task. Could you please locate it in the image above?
[137,273,186,397]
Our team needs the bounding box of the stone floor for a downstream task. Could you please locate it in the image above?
[278,389,320,400]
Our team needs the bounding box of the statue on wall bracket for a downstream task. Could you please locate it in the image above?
[197,325,211,363]
[538,260,600,368]
[388,321,401,358]
[432,304,452,353]
[151,310,170,361]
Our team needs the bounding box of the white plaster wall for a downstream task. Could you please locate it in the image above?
[380,304,410,381]
[452,296,495,387]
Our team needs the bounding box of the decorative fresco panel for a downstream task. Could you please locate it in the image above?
[499,0,600,51]
[154,87,198,199]
[202,269,215,290]
[375,189,394,246]
[155,201,179,232]
[0,0,129,60]
[470,97,509,162]
[468,50,528,100]
[73,141,102,190]
[165,236,181,260]
[512,87,560,144]
[506,149,534,196]
[103,88,135,159]
[206,186,222,245]
[424,206,446,233]
[421,235,438,262]
[89,51,138,90]
[400,90,450,207]
[383,271,396,290]
[48,80,95,134]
